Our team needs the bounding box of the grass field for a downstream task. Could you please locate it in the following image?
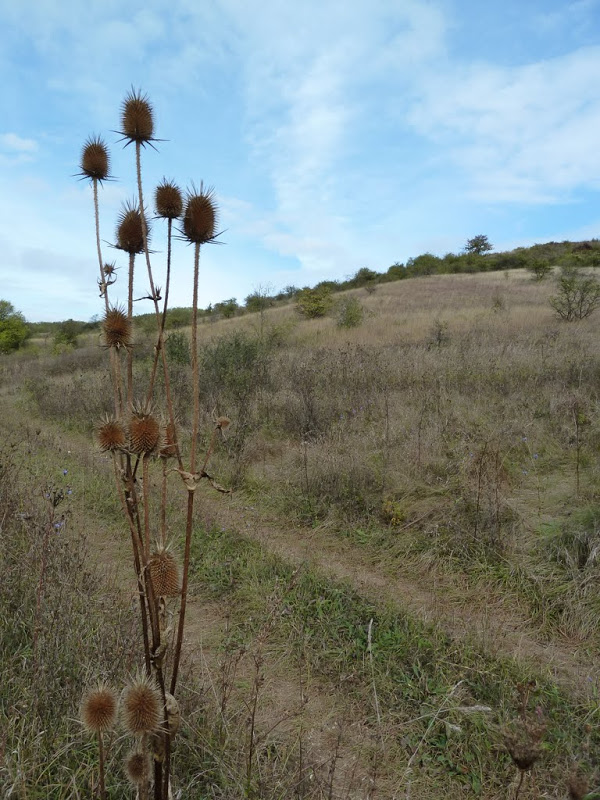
[2,268,600,798]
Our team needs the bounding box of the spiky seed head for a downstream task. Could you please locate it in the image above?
[155,180,183,219]
[129,405,161,454]
[103,262,117,276]
[96,416,127,452]
[124,748,151,786]
[103,306,132,349]
[80,136,110,182]
[116,202,147,255]
[182,186,218,244]
[121,673,161,735]
[216,416,230,430]
[149,547,180,597]
[80,684,117,733]
[120,88,154,144]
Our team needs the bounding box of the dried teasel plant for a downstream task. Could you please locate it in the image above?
[79,89,230,800]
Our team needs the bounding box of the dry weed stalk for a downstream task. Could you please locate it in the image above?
[78,89,228,800]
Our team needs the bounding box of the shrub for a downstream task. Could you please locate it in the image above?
[336,296,364,328]
[549,266,600,320]
[53,318,81,348]
[0,300,29,353]
[165,331,190,365]
[527,259,552,281]
[295,287,333,318]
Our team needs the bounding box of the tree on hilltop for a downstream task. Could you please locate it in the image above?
[464,235,493,256]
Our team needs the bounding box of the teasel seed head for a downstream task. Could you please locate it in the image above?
[80,684,117,733]
[124,747,151,786]
[121,673,162,735]
[503,714,546,772]
[79,136,110,183]
[103,261,117,277]
[155,179,183,219]
[159,418,178,459]
[129,404,161,454]
[96,415,127,452]
[103,306,132,349]
[149,546,180,597]
[120,88,155,145]
[568,769,590,800]
[182,185,219,244]
[116,201,148,255]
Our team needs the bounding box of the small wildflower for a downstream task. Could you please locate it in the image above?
[63,469,68,475]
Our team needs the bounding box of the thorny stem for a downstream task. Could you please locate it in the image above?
[514,769,525,800]
[135,143,183,474]
[98,731,106,800]
[127,251,135,413]
[170,241,201,695]
[112,456,151,673]
[93,177,121,417]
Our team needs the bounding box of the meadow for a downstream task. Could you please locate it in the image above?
[2,266,600,798]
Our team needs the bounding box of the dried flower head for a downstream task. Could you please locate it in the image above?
[121,673,161,735]
[80,684,117,733]
[96,415,127,452]
[149,546,180,597]
[129,405,161,454]
[124,747,151,786]
[159,419,178,459]
[79,136,110,182]
[568,769,590,800]
[182,185,219,244]
[116,202,148,255]
[120,88,154,145]
[103,262,117,277]
[103,306,132,349]
[216,416,230,430]
[155,179,183,219]
[503,714,546,772]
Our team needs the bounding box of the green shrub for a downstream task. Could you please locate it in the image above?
[549,266,600,320]
[336,296,364,328]
[165,331,191,365]
[295,287,333,318]
[0,300,29,354]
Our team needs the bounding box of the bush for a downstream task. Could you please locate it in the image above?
[0,300,29,353]
[549,267,600,321]
[165,331,190,365]
[53,319,81,348]
[336,297,364,328]
[527,259,552,281]
[295,287,333,319]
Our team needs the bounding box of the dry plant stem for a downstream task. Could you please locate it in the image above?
[97,731,106,800]
[32,514,53,674]
[170,241,201,695]
[160,459,167,547]
[514,769,525,800]
[133,144,183,472]
[367,619,385,753]
[147,217,173,401]
[93,177,121,416]
[127,251,135,412]
[112,456,151,673]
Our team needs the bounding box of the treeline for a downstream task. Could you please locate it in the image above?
[25,238,600,334]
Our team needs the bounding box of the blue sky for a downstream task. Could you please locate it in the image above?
[1,0,600,321]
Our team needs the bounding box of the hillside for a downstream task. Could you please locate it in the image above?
[2,267,600,798]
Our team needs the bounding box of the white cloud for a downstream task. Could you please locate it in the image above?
[406,45,600,203]
[0,133,38,153]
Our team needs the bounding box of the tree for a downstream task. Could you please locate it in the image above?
[464,235,493,256]
[54,318,82,348]
[295,287,333,319]
[0,300,29,354]
[549,266,600,321]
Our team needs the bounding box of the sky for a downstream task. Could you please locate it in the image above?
[1,0,600,321]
